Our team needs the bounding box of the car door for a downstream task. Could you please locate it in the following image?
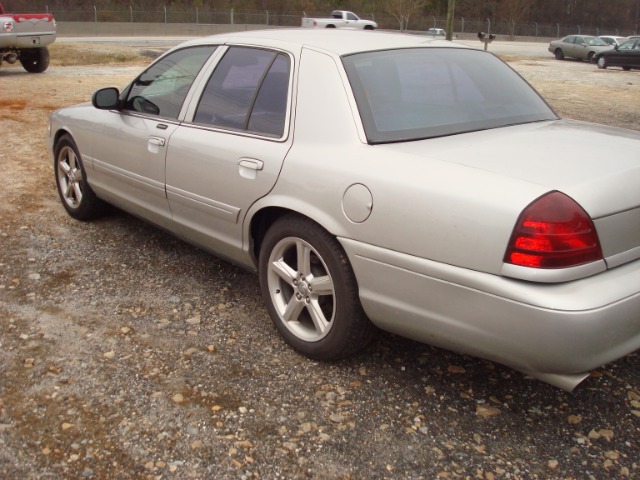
[562,35,576,57]
[632,41,640,67]
[165,46,295,262]
[573,36,587,58]
[620,40,640,66]
[89,45,218,227]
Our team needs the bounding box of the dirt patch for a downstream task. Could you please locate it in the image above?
[1,44,639,479]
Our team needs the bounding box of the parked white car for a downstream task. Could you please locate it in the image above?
[598,35,628,46]
[301,10,377,29]
[49,29,640,391]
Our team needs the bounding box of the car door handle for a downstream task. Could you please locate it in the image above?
[148,137,166,147]
[238,158,264,180]
[238,158,264,170]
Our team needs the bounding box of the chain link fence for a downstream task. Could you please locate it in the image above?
[34,7,638,38]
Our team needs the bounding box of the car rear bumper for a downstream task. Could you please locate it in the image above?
[340,238,640,391]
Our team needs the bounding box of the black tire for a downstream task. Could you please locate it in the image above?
[259,215,376,360]
[587,51,595,63]
[364,25,375,30]
[597,56,608,69]
[554,48,564,60]
[19,47,50,73]
[623,66,631,71]
[54,134,105,220]
[325,24,336,28]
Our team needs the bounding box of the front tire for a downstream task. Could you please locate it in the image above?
[597,56,608,69]
[54,134,105,220]
[19,47,50,73]
[587,51,595,63]
[259,215,376,360]
[554,48,564,60]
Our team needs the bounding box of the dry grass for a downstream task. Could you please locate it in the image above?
[49,42,147,66]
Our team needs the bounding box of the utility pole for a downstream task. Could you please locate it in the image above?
[446,0,455,40]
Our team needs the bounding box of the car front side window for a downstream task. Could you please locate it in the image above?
[124,46,217,119]
[194,47,291,137]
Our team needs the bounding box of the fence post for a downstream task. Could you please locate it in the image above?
[231,8,234,25]
[432,16,436,28]
[487,18,491,34]
[535,22,538,37]
[266,10,269,25]
[577,25,580,34]
[164,6,167,24]
[196,7,199,24]
[94,5,97,23]
[130,5,133,23]
[461,17,464,33]
[557,23,560,37]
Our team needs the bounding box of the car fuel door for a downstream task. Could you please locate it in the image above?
[165,46,295,261]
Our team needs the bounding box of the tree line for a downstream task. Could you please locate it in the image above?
[3,0,639,32]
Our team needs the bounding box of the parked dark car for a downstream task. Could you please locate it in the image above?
[595,38,640,70]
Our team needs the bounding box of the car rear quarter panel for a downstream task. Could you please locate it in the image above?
[249,47,548,276]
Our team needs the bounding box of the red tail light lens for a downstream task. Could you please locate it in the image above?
[504,191,603,269]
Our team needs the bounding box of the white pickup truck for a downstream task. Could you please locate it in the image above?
[301,10,377,30]
[0,2,56,73]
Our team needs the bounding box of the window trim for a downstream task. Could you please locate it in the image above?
[182,45,295,142]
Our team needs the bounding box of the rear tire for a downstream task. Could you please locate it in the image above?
[554,49,564,60]
[623,66,631,71]
[587,51,595,63]
[19,47,50,73]
[259,215,376,360]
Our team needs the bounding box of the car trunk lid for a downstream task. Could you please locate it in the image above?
[380,119,640,266]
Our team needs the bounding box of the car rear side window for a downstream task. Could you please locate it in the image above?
[343,48,557,144]
[194,47,291,138]
[124,46,217,119]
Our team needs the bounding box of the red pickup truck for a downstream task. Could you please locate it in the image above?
[0,2,56,72]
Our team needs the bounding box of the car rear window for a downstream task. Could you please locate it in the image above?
[342,48,557,144]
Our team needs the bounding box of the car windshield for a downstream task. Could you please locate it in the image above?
[342,48,557,144]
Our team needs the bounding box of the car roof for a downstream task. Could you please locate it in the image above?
[177,28,459,56]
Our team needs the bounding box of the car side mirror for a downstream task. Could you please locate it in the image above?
[92,87,121,110]
[614,45,619,50]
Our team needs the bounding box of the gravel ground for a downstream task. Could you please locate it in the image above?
[0,45,639,480]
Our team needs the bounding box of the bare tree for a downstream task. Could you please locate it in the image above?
[500,0,534,39]
[384,0,426,30]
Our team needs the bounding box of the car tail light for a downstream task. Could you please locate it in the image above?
[504,191,603,269]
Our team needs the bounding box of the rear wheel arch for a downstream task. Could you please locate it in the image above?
[250,207,340,265]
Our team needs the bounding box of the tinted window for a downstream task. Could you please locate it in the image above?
[125,46,216,119]
[343,48,556,144]
[194,47,290,137]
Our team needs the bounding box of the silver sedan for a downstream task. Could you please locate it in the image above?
[49,29,640,391]
[549,34,613,62]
